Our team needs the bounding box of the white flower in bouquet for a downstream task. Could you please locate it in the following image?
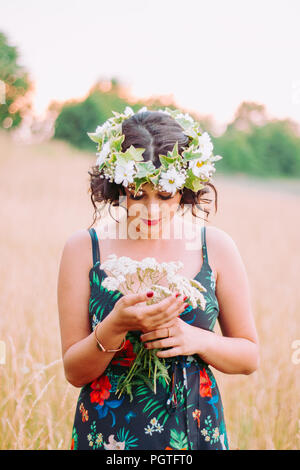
[101,255,206,309]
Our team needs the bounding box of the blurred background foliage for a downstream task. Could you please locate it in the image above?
[1,29,300,178]
[0,32,33,130]
[213,102,300,178]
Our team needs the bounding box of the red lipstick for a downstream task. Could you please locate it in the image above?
[142,218,161,226]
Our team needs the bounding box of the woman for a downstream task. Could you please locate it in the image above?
[57,107,259,450]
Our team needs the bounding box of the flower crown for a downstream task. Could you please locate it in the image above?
[87,105,222,196]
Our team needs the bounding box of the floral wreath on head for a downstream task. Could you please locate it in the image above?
[87,105,222,197]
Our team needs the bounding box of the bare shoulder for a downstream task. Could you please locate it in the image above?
[59,228,93,276]
[206,225,238,250]
[206,225,259,348]
[205,225,243,281]
[63,228,91,255]
[57,229,94,360]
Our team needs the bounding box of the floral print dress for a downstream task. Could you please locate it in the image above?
[70,226,229,450]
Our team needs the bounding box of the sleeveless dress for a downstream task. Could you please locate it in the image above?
[70,226,229,450]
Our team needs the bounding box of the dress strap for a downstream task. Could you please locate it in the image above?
[88,228,100,266]
[201,225,209,265]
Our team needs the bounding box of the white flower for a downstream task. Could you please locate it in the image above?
[117,275,126,284]
[159,167,186,195]
[94,120,112,138]
[101,256,139,279]
[124,106,134,117]
[140,257,158,271]
[164,260,184,273]
[176,112,194,124]
[124,262,139,275]
[100,254,118,271]
[144,425,153,436]
[211,154,223,162]
[155,423,164,433]
[201,162,216,179]
[101,277,120,291]
[117,257,139,275]
[197,132,213,158]
[150,417,158,426]
[137,106,148,113]
[189,159,215,179]
[114,160,136,187]
[146,285,172,304]
[166,273,184,284]
[96,141,110,166]
[158,109,171,117]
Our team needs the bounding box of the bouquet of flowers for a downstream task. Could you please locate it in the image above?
[100,255,207,400]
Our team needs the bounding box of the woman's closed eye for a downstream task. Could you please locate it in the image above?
[129,194,173,201]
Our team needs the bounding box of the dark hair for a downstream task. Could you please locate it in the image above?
[87,110,218,229]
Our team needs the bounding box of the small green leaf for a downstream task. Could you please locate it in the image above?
[148,173,160,186]
[182,149,203,161]
[135,161,156,178]
[133,177,148,194]
[167,141,180,159]
[87,132,103,144]
[158,154,176,169]
[110,134,125,152]
[184,169,206,192]
[116,145,145,163]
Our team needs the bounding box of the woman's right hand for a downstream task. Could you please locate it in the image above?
[110,290,188,335]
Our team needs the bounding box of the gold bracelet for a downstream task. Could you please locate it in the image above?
[94,322,126,353]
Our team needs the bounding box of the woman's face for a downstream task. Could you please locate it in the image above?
[123,183,182,238]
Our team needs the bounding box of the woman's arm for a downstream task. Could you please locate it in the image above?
[57,230,127,388]
[194,227,260,374]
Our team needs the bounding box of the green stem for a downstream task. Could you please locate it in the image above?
[116,344,145,396]
[148,350,152,377]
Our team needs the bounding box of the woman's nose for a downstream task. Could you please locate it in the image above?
[142,201,160,219]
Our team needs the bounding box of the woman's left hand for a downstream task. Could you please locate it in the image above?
[139,317,211,358]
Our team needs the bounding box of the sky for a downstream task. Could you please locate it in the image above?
[1,0,300,132]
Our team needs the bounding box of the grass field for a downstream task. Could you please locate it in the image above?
[0,130,299,450]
